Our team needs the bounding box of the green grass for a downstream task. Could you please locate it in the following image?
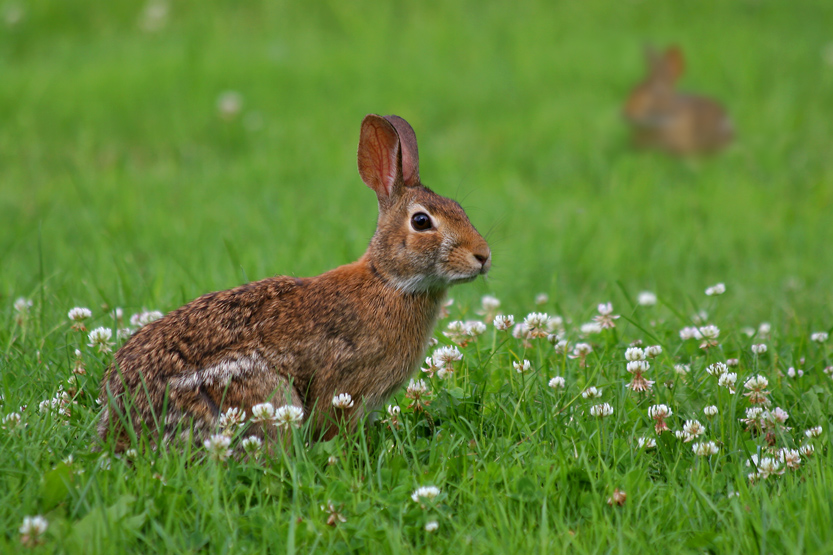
[2,0,833,552]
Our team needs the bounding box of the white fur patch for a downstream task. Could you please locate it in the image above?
[170,353,267,391]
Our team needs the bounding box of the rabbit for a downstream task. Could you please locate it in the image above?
[623,46,734,155]
[97,114,491,451]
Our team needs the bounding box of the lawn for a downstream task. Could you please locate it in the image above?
[2,0,832,553]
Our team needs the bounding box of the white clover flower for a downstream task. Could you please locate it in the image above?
[571,343,593,357]
[535,293,549,305]
[744,375,769,391]
[703,405,719,417]
[674,364,690,376]
[624,347,645,362]
[87,327,114,353]
[332,393,354,409]
[327,455,338,466]
[644,345,662,358]
[511,323,530,340]
[745,407,764,421]
[805,426,823,438]
[425,521,439,532]
[597,302,613,316]
[217,90,243,120]
[699,325,720,339]
[513,359,531,373]
[810,332,829,343]
[406,379,430,401]
[779,448,801,470]
[637,437,656,449]
[637,291,657,306]
[726,358,739,367]
[204,434,232,462]
[626,360,650,373]
[800,444,815,457]
[494,314,515,331]
[432,346,463,368]
[19,515,48,545]
[546,316,564,333]
[786,367,803,378]
[593,303,620,329]
[38,390,71,418]
[117,328,132,340]
[523,312,550,338]
[581,386,602,399]
[274,405,304,429]
[751,344,767,355]
[718,372,737,391]
[387,405,400,416]
[754,456,783,479]
[138,0,169,32]
[14,297,32,313]
[679,326,702,340]
[68,307,92,322]
[580,322,603,335]
[1,412,22,430]
[625,359,654,392]
[692,441,719,456]
[706,362,728,377]
[411,486,441,503]
[607,488,627,506]
[675,430,689,441]
[480,295,501,312]
[464,320,487,337]
[683,420,706,439]
[250,402,276,424]
[218,407,246,434]
[766,407,789,425]
[124,448,138,459]
[648,404,672,419]
[129,310,163,328]
[444,320,467,342]
[705,283,726,296]
[741,327,756,337]
[589,403,614,418]
[548,376,566,389]
[241,436,262,453]
[524,312,549,328]
[758,322,772,336]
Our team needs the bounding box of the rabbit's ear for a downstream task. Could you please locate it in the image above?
[383,115,420,187]
[664,46,685,82]
[358,114,404,201]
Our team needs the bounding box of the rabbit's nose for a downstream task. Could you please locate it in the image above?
[473,249,491,274]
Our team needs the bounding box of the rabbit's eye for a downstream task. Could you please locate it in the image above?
[411,212,432,231]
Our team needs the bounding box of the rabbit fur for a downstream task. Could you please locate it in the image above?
[98,114,491,450]
[623,46,733,155]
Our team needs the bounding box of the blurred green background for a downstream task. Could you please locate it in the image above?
[2,0,832,323]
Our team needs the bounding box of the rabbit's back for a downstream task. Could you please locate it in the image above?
[664,94,733,154]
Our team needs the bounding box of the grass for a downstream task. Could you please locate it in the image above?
[2,0,833,552]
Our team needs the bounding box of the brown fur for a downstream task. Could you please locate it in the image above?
[98,115,491,450]
[623,46,733,155]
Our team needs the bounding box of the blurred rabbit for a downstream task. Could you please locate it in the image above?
[624,46,733,155]
[98,114,491,451]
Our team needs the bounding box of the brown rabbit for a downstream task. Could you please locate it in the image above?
[98,114,491,450]
[623,46,733,155]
